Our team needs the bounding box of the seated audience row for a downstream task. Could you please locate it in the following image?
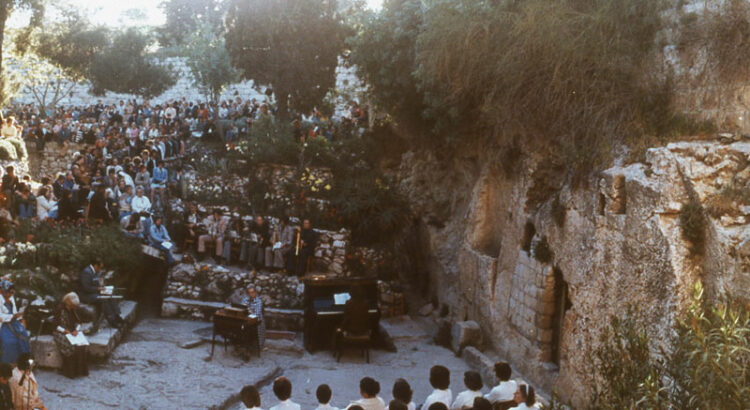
[239,363,538,410]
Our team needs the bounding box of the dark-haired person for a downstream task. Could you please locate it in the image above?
[470,398,491,410]
[509,385,537,409]
[0,363,12,410]
[240,385,262,410]
[427,404,448,410]
[392,378,416,410]
[349,377,385,410]
[485,362,517,410]
[315,384,338,410]
[451,371,483,410]
[388,401,407,410]
[11,352,45,409]
[423,366,452,410]
[269,377,300,410]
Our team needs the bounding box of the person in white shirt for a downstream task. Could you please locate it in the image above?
[36,187,58,220]
[391,379,416,410]
[422,366,452,410]
[241,385,262,410]
[316,384,339,410]
[349,377,386,410]
[131,187,152,214]
[451,371,483,410]
[485,362,517,409]
[508,385,538,409]
[269,377,300,410]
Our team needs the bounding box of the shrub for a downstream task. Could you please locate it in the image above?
[238,115,299,166]
[6,138,27,160]
[593,283,750,409]
[679,198,706,256]
[0,140,18,161]
[532,236,553,264]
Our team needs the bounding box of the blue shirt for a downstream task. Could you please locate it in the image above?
[149,223,171,244]
[152,167,168,184]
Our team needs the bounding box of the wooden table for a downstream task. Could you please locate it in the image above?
[211,308,261,358]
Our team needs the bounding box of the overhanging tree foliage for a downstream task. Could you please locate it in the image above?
[225,0,346,116]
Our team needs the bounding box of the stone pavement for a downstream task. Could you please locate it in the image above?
[36,316,474,410]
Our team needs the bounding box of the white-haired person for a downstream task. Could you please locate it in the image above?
[54,292,89,378]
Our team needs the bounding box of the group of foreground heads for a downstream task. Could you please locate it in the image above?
[239,363,538,410]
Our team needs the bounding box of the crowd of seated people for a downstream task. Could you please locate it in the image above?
[171,205,317,276]
[238,363,539,410]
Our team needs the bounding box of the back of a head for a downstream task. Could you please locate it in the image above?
[349,406,364,410]
[360,377,380,398]
[464,371,482,392]
[471,397,491,410]
[428,403,448,410]
[429,365,450,390]
[388,400,408,410]
[273,377,292,401]
[392,378,413,404]
[494,362,512,382]
[241,385,261,408]
[520,385,535,407]
[16,353,31,371]
[316,384,332,405]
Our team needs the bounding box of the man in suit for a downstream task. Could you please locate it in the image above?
[79,260,123,331]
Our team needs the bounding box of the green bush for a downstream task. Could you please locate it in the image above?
[6,138,27,160]
[0,140,18,161]
[593,283,750,409]
[679,198,706,256]
[239,115,300,166]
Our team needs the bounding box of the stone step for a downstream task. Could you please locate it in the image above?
[160,297,303,331]
[30,300,138,369]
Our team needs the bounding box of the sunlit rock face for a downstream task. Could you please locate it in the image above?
[397,139,749,405]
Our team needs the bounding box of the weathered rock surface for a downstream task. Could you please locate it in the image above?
[397,140,750,406]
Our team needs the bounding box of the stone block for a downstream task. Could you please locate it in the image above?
[451,320,482,353]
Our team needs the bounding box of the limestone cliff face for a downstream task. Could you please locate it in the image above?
[396,140,750,406]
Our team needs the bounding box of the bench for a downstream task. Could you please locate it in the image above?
[161,297,303,331]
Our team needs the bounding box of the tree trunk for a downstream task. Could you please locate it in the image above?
[277,88,289,119]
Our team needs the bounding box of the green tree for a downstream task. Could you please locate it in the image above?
[348,0,426,132]
[182,20,239,103]
[157,0,226,47]
[225,0,346,116]
[88,28,175,98]
[0,0,46,103]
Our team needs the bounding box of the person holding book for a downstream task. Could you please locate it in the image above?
[0,281,29,364]
[54,292,89,379]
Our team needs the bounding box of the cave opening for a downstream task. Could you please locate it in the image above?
[551,267,572,366]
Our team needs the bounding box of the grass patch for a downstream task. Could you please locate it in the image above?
[705,184,750,218]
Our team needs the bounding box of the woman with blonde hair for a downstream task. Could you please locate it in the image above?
[54,292,89,378]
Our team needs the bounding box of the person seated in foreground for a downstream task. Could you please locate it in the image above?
[484,362,517,410]
[0,281,30,364]
[428,404,448,410]
[316,384,339,410]
[241,385,262,410]
[509,385,537,410]
[388,401,408,410]
[451,371,483,410]
[78,260,124,330]
[470,397,491,410]
[392,379,416,410]
[11,353,46,409]
[423,366,452,410]
[349,377,385,410]
[269,377,300,410]
[54,292,89,379]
